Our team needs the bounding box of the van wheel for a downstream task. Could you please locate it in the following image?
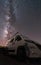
[2,48,8,56]
[17,46,26,60]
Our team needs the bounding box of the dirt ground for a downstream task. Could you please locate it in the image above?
[0,54,41,65]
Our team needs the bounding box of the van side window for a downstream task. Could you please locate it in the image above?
[15,35,22,41]
[10,38,14,43]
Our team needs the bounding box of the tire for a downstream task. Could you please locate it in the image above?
[2,48,8,56]
[17,46,26,60]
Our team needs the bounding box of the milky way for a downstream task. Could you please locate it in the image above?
[0,0,41,46]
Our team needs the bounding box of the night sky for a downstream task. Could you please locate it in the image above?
[0,0,41,46]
